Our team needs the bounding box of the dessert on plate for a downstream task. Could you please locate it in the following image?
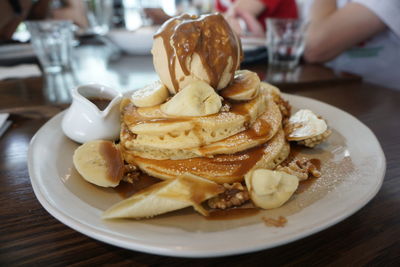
[71,13,331,220]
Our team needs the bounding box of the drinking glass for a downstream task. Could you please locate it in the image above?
[26,20,74,73]
[266,18,307,69]
[122,0,162,30]
[84,0,114,35]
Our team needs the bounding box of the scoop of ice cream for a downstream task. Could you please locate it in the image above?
[152,13,242,94]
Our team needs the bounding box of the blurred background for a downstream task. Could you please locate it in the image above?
[0,0,398,106]
[0,0,224,104]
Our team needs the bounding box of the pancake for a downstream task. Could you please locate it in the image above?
[121,96,282,160]
[121,92,267,149]
[123,128,289,184]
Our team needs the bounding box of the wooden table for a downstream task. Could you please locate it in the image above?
[1,49,399,265]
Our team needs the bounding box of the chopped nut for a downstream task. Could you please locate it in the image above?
[262,216,287,227]
[276,158,321,181]
[283,110,330,147]
[220,103,231,112]
[297,129,332,148]
[122,164,140,183]
[274,96,291,120]
[121,123,137,140]
[208,183,250,209]
[283,121,302,137]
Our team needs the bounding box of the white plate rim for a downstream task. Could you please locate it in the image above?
[28,94,386,258]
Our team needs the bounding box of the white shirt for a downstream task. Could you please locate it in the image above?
[303,0,400,90]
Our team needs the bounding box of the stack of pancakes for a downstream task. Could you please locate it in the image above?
[120,82,290,184]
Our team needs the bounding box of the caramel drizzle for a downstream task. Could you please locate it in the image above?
[122,102,190,126]
[136,144,266,181]
[154,13,241,91]
[206,208,259,220]
[114,174,161,198]
[198,118,271,155]
[220,72,257,99]
[99,141,124,183]
[123,100,254,127]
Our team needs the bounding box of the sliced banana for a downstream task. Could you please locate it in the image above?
[245,169,299,209]
[160,80,222,116]
[221,70,260,101]
[131,80,169,107]
[102,173,224,219]
[260,81,281,99]
[285,109,328,141]
[73,140,124,187]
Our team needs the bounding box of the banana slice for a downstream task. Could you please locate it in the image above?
[285,109,328,141]
[102,173,224,219]
[221,70,260,101]
[160,80,222,116]
[260,81,281,99]
[131,80,169,107]
[245,169,299,209]
[73,140,124,187]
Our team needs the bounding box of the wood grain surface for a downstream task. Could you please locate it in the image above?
[0,62,399,266]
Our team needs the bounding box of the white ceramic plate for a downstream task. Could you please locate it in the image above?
[28,94,385,258]
[241,36,266,52]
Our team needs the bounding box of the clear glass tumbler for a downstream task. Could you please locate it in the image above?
[266,18,307,69]
[26,20,74,73]
[84,0,114,35]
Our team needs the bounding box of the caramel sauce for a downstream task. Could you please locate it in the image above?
[181,176,224,204]
[279,144,302,166]
[206,208,259,220]
[143,117,190,124]
[89,97,111,111]
[158,176,224,205]
[229,100,250,116]
[310,158,321,170]
[198,117,271,156]
[262,216,287,227]
[247,119,271,138]
[122,97,257,133]
[230,145,265,178]
[136,144,266,182]
[221,81,247,99]
[99,141,124,183]
[198,145,223,156]
[154,13,240,91]
[122,102,190,126]
[296,176,318,194]
[220,72,258,99]
[295,159,321,194]
[114,174,161,198]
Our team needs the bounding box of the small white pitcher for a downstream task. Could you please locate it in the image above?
[62,84,123,143]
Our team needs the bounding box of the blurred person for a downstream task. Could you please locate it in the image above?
[0,0,51,41]
[0,0,93,42]
[216,0,298,37]
[145,0,298,37]
[304,0,400,90]
[51,0,89,28]
[143,0,213,25]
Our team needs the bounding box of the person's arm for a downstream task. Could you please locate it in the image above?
[51,0,88,28]
[0,0,33,40]
[27,0,52,20]
[224,0,266,36]
[304,0,386,63]
[232,0,266,17]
